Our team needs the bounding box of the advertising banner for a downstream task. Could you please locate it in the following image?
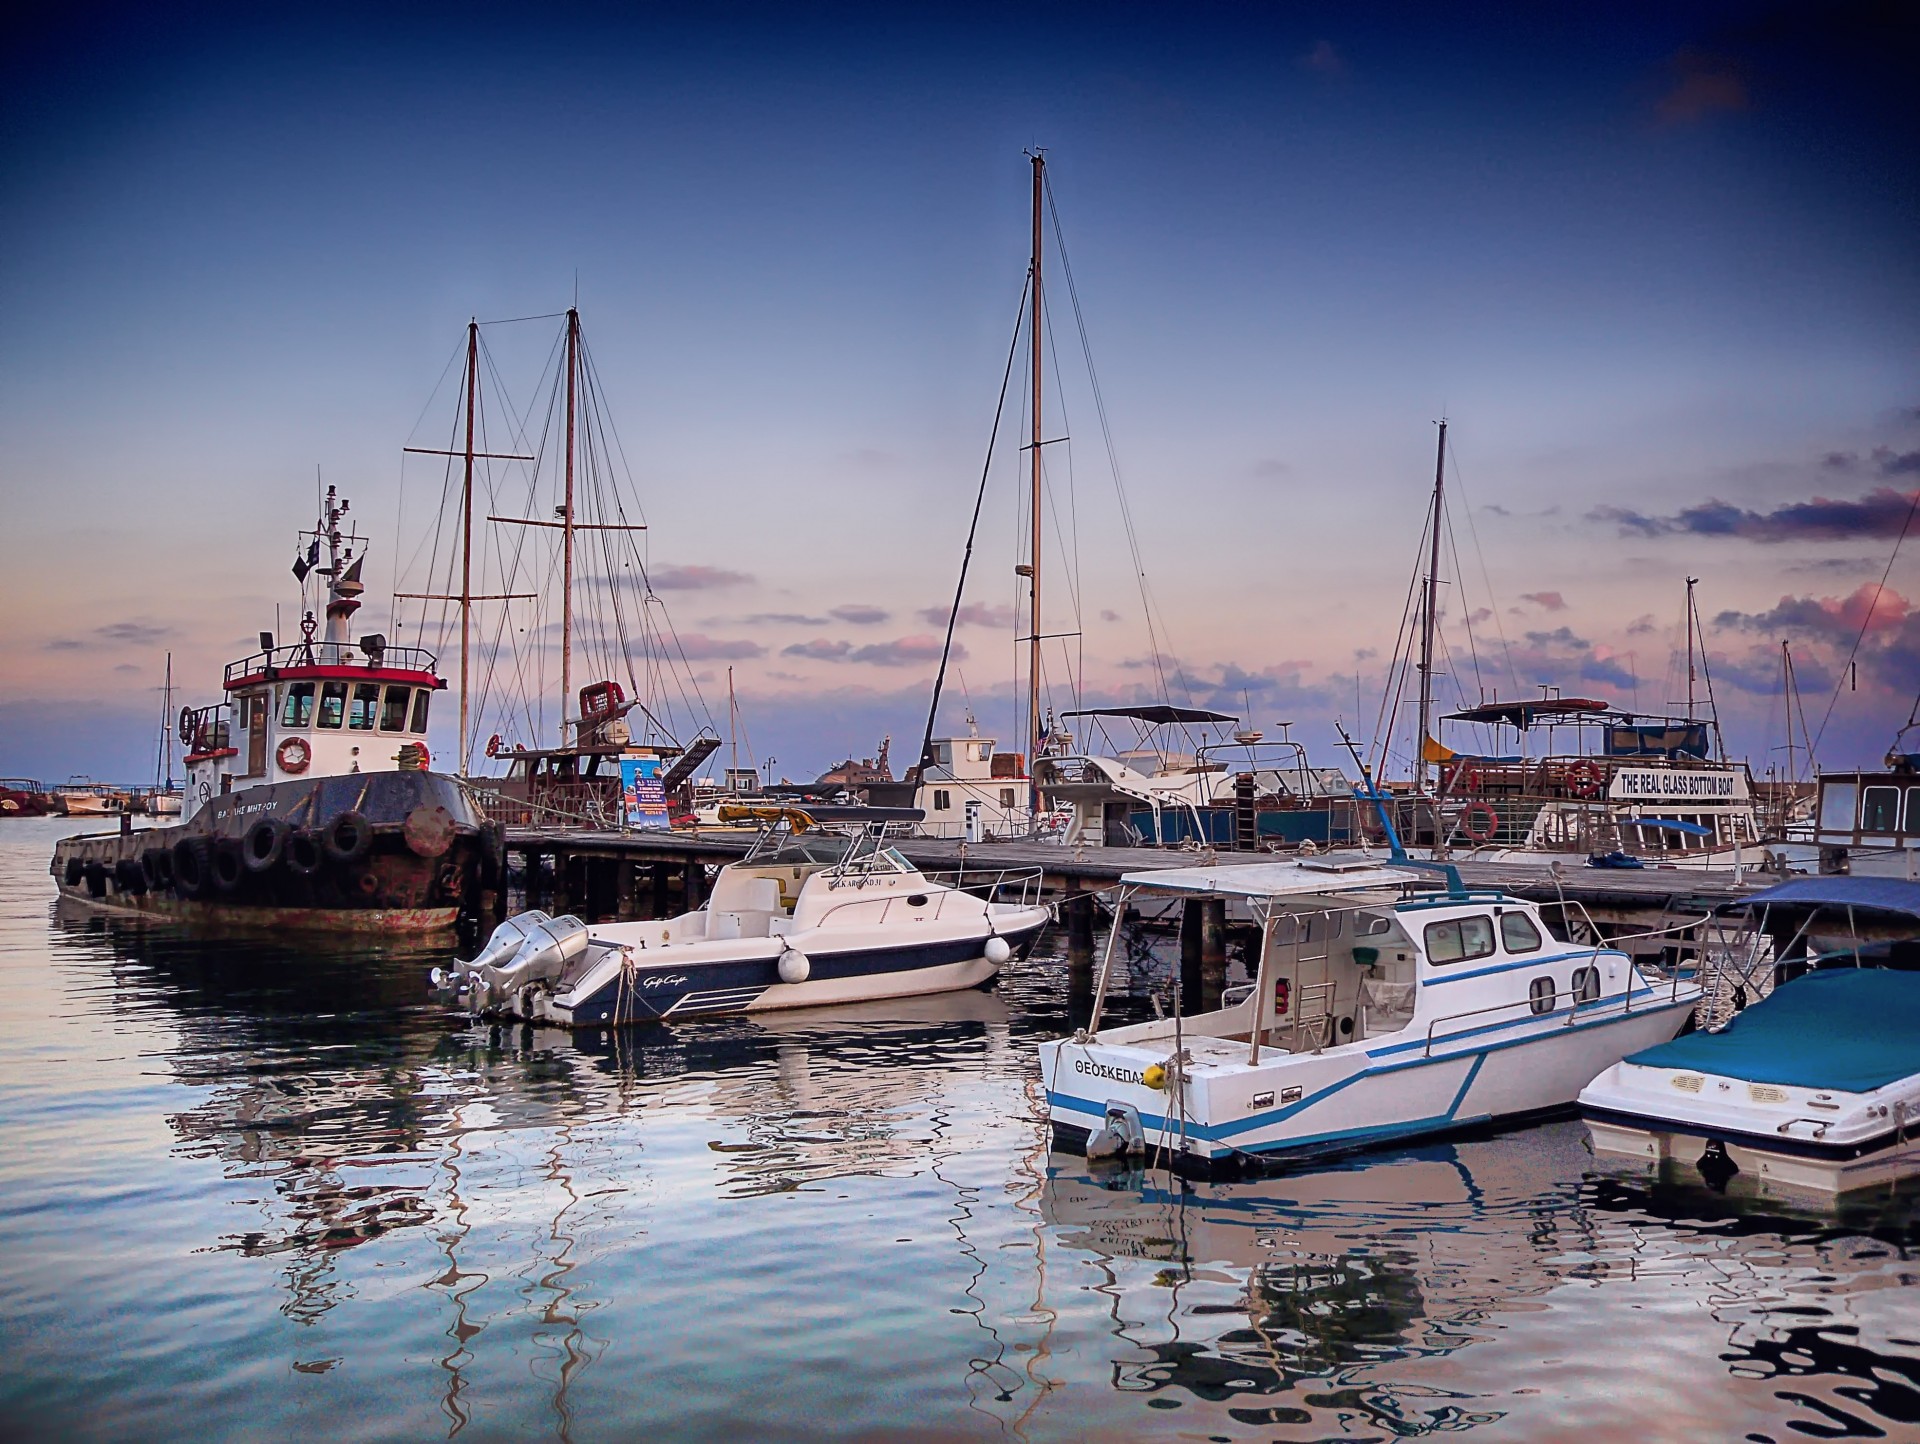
[619,754,670,828]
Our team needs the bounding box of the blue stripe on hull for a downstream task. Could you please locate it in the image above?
[573,923,1045,1023]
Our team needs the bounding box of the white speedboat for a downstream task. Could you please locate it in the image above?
[1039,855,1700,1170]
[436,806,1051,1025]
[1580,877,1920,1198]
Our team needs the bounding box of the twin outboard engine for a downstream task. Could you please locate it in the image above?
[431,910,592,1012]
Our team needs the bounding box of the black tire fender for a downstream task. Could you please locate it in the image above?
[172,836,214,899]
[141,848,173,889]
[324,810,374,864]
[83,860,109,898]
[210,838,246,893]
[285,828,327,877]
[114,858,147,895]
[243,817,291,873]
[63,855,84,888]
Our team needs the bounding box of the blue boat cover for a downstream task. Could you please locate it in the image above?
[1723,876,1920,921]
[1628,969,1920,1093]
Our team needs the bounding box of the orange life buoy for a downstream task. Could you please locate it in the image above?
[1567,760,1604,799]
[276,736,312,774]
[485,733,504,758]
[1459,800,1499,843]
[1455,764,1483,795]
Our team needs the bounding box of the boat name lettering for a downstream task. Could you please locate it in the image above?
[1074,1058,1144,1085]
[640,974,689,990]
[1608,769,1745,802]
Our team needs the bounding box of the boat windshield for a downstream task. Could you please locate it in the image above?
[742,827,853,867]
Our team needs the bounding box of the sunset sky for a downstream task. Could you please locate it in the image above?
[3,3,1916,785]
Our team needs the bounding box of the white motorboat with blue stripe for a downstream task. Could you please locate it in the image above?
[433,805,1049,1025]
[1040,840,1700,1170]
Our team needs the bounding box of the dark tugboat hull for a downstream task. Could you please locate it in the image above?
[50,770,496,936]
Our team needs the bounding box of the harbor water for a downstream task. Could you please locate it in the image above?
[3,817,1918,1441]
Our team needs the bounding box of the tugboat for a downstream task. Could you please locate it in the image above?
[51,489,497,933]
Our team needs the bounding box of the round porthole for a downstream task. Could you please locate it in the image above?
[907,893,928,907]
[1339,1016,1354,1036]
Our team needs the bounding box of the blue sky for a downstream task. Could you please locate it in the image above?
[3,2,1916,784]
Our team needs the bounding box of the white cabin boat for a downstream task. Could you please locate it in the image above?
[911,723,1031,840]
[1581,876,1920,1198]
[437,806,1051,1025]
[1040,856,1699,1170]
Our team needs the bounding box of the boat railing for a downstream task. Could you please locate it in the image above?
[465,783,625,832]
[807,866,1045,930]
[1418,951,1684,1056]
[224,641,439,685]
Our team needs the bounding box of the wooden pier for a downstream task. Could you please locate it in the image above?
[499,825,1770,928]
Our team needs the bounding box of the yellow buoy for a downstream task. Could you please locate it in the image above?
[1142,1063,1168,1091]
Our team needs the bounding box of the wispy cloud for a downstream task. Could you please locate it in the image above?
[830,604,890,626]
[648,564,754,590]
[1654,48,1748,125]
[916,602,1015,629]
[43,619,174,652]
[784,634,959,667]
[1519,591,1568,612]
[1714,584,1910,642]
[1590,485,1920,542]
[672,633,767,660]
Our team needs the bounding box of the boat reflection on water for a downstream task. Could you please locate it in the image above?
[38,896,1920,1441]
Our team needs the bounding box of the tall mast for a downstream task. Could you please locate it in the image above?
[1685,575,1698,723]
[1414,420,1447,794]
[461,319,478,775]
[1026,152,1045,783]
[1782,639,1796,785]
[728,666,737,776]
[561,307,579,746]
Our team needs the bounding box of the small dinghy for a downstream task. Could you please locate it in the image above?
[433,805,1049,1025]
[1581,877,1920,1198]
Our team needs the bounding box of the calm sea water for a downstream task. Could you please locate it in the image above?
[3,815,1919,1442]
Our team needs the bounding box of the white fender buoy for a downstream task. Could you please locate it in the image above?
[983,935,1012,966]
[778,948,811,984]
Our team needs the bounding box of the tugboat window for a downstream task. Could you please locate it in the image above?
[317,681,347,729]
[933,789,951,811]
[410,690,431,733]
[1529,976,1555,1015]
[348,683,380,730]
[1424,915,1495,965]
[1501,913,1543,954]
[1906,786,1920,834]
[379,686,411,732]
[282,682,315,728]
[1862,786,1899,832]
[1000,788,1016,808]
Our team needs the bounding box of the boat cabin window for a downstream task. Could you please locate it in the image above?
[317,681,348,729]
[1353,912,1395,938]
[282,682,315,729]
[410,690,431,733]
[348,683,381,731]
[1500,912,1543,954]
[999,788,1016,808]
[1862,786,1900,832]
[1424,915,1495,966]
[1572,966,1602,1003]
[379,686,411,732]
[1528,976,1556,1015]
[1908,787,1920,833]
[933,789,951,811]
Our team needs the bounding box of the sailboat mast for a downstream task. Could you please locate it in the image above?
[459,319,478,776]
[1685,575,1698,723]
[561,307,579,746]
[1414,420,1447,794]
[1026,152,1045,781]
[1782,639,1796,785]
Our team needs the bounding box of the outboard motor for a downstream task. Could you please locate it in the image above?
[432,911,591,1011]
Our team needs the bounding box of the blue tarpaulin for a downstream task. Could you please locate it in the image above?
[1723,876,1920,920]
[1628,969,1920,1093]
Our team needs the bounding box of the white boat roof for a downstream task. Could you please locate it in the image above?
[1118,857,1422,898]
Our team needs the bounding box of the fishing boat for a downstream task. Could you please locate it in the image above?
[0,779,57,817]
[53,781,121,817]
[50,488,494,933]
[433,805,1050,1025]
[1038,786,1700,1171]
[1580,876,1920,1198]
[1810,701,1920,881]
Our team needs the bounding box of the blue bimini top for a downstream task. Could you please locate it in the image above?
[1627,968,1920,1094]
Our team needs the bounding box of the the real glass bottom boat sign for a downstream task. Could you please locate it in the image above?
[1608,768,1749,802]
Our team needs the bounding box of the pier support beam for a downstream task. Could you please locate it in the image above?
[1065,886,1097,1025]
[615,859,638,921]
[1200,897,1227,1013]
[1180,898,1204,1014]
[683,861,707,911]
[552,851,573,917]
[650,863,672,920]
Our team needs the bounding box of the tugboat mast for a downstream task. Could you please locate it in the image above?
[1026,151,1045,798]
